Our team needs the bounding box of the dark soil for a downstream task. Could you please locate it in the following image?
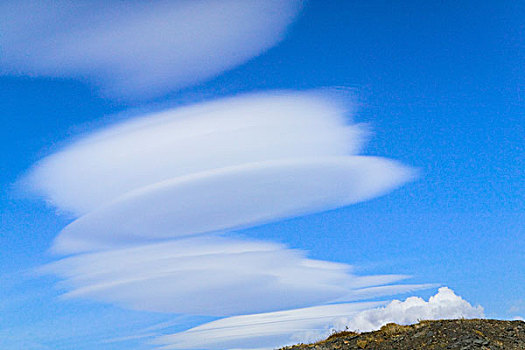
[280,319,525,350]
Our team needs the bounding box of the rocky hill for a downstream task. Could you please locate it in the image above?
[280,319,525,350]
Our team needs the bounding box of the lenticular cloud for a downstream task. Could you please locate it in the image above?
[27,91,364,215]
[53,157,413,254]
[153,302,384,350]
[40,236,428,315]
[0,0,302,99]
[25,91,415,253]
[30,90,426,347]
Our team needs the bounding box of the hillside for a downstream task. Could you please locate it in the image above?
[280,319,525,350]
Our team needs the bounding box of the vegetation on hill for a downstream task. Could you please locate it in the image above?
[280,319,525,350]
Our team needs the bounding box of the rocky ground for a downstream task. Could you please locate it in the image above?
[280,319,525,350]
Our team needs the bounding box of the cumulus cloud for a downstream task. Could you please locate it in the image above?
[52,156,414,254]
[154,287,484,350]
[0,0,302,99]
[26,91,364,216]
[345,287,484,332]
[39,235,430,316]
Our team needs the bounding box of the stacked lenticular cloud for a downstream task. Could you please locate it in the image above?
[7,1,433,348]
[28,91,364,217]
[28,91,415,254]
[28,91,428,348]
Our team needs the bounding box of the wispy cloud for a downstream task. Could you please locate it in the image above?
[0,0,302,99]
[153,302,383,350]
[154,287,484,350]
[39,235,429,316]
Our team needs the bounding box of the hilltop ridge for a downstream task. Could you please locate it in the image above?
[280,319,525,350]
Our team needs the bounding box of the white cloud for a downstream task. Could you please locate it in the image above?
[25,88,424,348]
[26,91,365,216]
[154,287,484,350]
[0,0,302,99]
[345,287,484,332]
[51,156,414,254]
[39,235,429,316]
[153,302,383,350]
[25,91,414,254]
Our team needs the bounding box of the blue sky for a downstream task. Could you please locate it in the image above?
[0,1,523,349]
